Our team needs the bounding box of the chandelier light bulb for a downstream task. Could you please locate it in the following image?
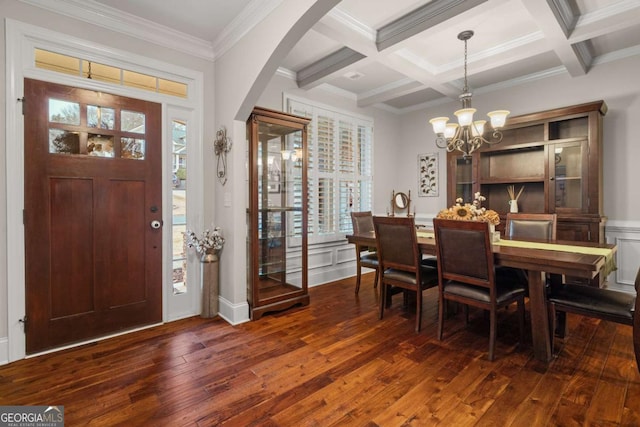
[472,120,486,137]
[487,110,510,128]
[455,108,476,126]
[429,117,449,134]
[444,123,458,139]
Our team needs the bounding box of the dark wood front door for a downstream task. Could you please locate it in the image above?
[24,79,163,354]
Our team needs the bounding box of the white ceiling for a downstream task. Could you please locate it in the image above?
[64,0,640,113]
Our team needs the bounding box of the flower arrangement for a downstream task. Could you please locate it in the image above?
[436,192,500,225]
[184,227,225,254]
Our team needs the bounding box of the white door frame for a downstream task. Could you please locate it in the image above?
[4,19,205,362]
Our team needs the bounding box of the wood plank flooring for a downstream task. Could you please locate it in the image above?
[1,273,638,426]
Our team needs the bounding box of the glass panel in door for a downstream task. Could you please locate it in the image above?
[553,143,582,210]
[455,156,473,203]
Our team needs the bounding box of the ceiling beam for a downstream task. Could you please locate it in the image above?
[376,0,488,51]
[569,0,640,43]
[520,0,589,76]
[297,47,366,88]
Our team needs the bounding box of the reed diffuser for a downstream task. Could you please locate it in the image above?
[507,185,524,213]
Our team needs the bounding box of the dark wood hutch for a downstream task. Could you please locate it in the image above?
[446,101,608,284]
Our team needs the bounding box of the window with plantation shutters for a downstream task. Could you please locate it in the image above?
[287,97,373,243]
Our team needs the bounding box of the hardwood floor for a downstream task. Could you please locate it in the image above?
[1,273,638,426]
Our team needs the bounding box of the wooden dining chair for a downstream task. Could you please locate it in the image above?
[373,216,438,332]
[505,213,557,240]
[500,213,558,287]
[433,218,527,361]
[350,211,379,294]
[548,266,638,371]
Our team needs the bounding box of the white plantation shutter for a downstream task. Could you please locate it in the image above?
[289,103,314,235]
[339,179,354,232]
[318,177,334,234]
[288,97,373,242]
[357,125,373,211]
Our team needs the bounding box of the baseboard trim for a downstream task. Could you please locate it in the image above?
[218,296,250,325]
[0,337,8,366]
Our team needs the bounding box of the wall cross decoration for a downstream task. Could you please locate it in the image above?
[214,126,232,185]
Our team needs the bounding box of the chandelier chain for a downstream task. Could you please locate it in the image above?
[463,38,468,93]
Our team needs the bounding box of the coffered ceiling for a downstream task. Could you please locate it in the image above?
[34,0,640,113]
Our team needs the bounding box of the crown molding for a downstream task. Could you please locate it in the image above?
[326,7,376,42]
[19,0,284,62]
[547,0,578,37]
[276,67,297,80]
[577,0,640,27]
[19,0,216,60]
[213,0,284,59]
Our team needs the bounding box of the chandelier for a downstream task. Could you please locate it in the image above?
[429,30,510,158]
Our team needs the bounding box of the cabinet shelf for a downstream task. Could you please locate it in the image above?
[480,177,544,184]
[555,176,581,181]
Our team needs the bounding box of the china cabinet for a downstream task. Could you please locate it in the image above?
[247,107,310,319]
[446,101,607,285]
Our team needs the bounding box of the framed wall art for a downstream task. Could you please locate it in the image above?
[418,153,438,197]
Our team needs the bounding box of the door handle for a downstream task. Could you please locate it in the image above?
[150,220,162,229]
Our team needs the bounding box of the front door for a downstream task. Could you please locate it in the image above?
[24,78,163,354]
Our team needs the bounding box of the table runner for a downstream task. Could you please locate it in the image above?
[416,230,617,276]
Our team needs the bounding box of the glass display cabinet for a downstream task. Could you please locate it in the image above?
[247,107,310,320]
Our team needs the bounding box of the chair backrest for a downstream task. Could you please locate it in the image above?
[433,219,494,288]
[373,216,419,274]
[351,211,374,234]
[506,213,557,240]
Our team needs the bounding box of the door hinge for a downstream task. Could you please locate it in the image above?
[19,316,27,332]
[17,97,25,115]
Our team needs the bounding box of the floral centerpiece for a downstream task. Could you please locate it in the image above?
[436,192,500,226]
[184,227,225,255]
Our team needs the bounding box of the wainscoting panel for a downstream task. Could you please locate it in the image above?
[605,220,640,293]
[308,240,358,287]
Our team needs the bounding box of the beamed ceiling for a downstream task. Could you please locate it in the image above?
[27,0,640,113]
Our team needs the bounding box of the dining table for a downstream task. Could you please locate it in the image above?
[346,228,617,363]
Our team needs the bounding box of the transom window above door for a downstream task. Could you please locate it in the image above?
[35,48,188,98]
